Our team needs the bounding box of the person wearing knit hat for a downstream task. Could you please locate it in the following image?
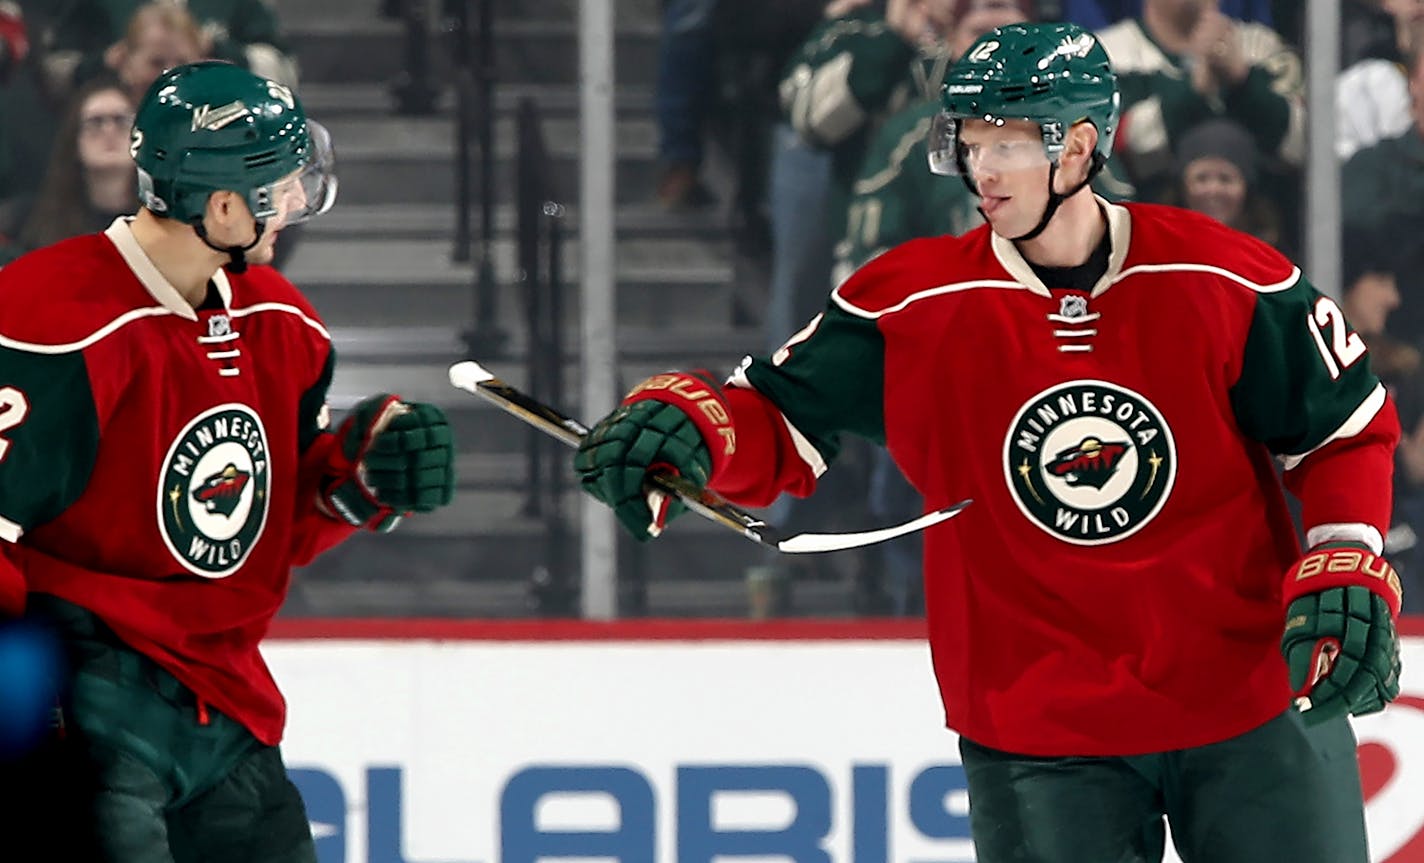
[952,0,1035,29]
[1173,117,1285,253]
[1177,117,1259,187]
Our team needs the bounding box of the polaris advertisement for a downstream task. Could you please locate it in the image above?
[265,622,1424,863]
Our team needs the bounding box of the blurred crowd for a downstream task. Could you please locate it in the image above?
[0,0,295,266]
[652,0,1424,616]
[2,1,1423,618]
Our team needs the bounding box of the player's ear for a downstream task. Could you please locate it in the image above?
[205,190,238,226]
[1056,121,1098,191]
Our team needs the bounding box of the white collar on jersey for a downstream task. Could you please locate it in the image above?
[990,196,1132,300]
[103,216,234,321]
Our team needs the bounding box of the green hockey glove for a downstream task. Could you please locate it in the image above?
[573,371,734,540]
[320,394,456,532]
[1281,544,1403,725]
[574,401,711,540]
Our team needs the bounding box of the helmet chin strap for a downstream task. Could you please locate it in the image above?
[192,218,267,274]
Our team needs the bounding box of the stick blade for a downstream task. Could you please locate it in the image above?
[775,499,971,554]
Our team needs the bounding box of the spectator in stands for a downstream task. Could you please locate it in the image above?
[773,0,962,338]
[1095,0,1305,206]
[0,3,25,83]
[41,0,296,101]
[1338,9,1424,160]
[0,2,30,205]
[1338,226,1424,613]
[654,0,718,209]
[1343,37,1424,345]
[752,0,960,610]
[1058,0,1274,30]
[1342,0,1414,66]
[762,0,874,352]
[780,0,959,249]
[0,76,135,264]
[1167,117,1284,254]
[711,0,830,252]
[101,1,207,107]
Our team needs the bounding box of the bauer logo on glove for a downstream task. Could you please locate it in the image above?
[1281,543,1403,723]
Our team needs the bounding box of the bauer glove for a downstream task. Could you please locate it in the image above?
[1281,543,1403,725]
[319,394,456,532]
[573,371,734,540]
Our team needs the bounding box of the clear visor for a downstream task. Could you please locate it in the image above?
[254,120,338,226]
[927,112,1053,180]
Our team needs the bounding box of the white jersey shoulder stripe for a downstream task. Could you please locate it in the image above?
[0,513,21,542]
[230,302,332,341]
[1112,262,1301,293]
[728,361,828,478]
[832,279,1026,319]
[0,301,332,355]
[1280,382,1387,471]
[0,306,175,354]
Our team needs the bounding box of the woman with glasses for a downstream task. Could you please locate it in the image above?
[1,75,136,262]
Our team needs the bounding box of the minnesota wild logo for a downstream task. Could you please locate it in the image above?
[1004,380,1175,545]
[1045,437,1130,490]
[157,404,270,578]
[192,465,252,516]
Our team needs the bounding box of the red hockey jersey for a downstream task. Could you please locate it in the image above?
[709,201,1399,756]
[0,219,356,745]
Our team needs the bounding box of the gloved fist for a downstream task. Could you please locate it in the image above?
[574,400,712,540]
[1281,544,1403,725]
[320,394,456,532]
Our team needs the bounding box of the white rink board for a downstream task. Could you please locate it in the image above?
[266,636,1424,863]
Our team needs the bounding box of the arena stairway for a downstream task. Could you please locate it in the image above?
[271,0,884,618]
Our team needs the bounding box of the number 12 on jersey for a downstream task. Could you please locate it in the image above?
[1306,296,1367,380]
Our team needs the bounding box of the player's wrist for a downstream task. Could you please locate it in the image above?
[316,393,416,532]
[621,370,736,481]
[316,473,401,532]
[1282,542,1402,618]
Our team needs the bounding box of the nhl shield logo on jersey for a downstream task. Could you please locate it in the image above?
[1003,380,1176,545]
[157,403,270,578]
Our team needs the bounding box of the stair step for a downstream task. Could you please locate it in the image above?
[328,324,757,361]
[325,113,656,160]
[291,19,660,87]
[299,82,656,118]
[303,202,730,242]
[281,0,662,31]
[284,237,728,284]
[324,112,657,205]
[284,237,738,330]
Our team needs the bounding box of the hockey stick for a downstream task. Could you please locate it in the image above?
[448,361,970,553]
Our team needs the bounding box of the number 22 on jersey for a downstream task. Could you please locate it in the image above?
[0,386,29,462]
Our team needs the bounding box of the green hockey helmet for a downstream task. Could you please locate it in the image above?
[130,61,336,228]
[929,22,1119,178]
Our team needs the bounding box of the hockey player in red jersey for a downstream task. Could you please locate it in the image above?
[0,62,456,861]
[576,22,1401,863]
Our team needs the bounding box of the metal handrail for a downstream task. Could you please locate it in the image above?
[515,97,572,614]
[447,0,508,356]
[393,0,439,115]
